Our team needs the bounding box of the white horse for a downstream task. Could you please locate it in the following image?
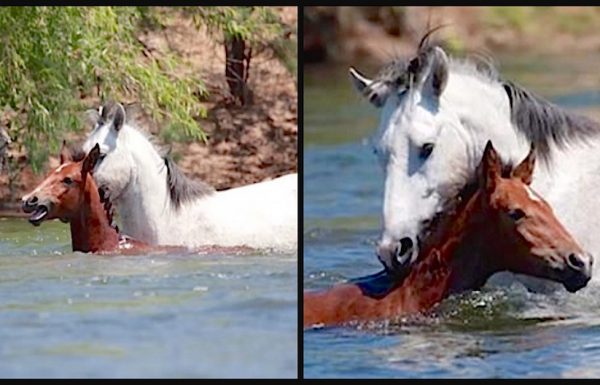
[350,42,600,287]
[80,102,297,253]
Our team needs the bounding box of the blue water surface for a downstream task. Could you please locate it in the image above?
[0,218,297,378]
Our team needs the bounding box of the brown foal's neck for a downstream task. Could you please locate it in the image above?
[303,184,501,328]
[363,189,496,317]
[398,190,495,301]
[69,174,120,253]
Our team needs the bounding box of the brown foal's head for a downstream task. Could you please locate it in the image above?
[476,141,592,292]
[21,143,101,225]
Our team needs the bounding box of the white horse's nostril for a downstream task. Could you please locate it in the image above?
[376,236,418,274]
[376,241,397,271]
[397,237,414,257]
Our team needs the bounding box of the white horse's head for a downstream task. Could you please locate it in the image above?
[351,40,600,275]
[350,45,523,272]
[81,102,134,200]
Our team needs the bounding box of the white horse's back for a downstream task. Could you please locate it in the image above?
[82,103,297,254]
[156,172,298,253]
[542,140,600,278]
[197,173,298,252]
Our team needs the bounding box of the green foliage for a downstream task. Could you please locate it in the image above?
[0,6,207,172]
[190,6,297,76]
[192,7,281,43]
[554,9,598,35]
[485,7,600,40]
[268,29,297,77]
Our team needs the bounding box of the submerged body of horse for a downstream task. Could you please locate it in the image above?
[350,35,600,286]
[79,102,297,253]
[304,142,592,328]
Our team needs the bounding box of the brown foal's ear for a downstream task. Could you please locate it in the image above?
[82,143,101,176]
[511,143,536,185]
[478,140,502,193]
[59,140,72,164]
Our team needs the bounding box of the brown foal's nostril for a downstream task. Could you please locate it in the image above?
[22,195,38,211]
[567,253,586,271]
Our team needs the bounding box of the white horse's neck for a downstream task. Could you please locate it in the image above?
[451,66,529,160]
[116,125,175,244]
[111,124,298,251]
[444,65,600,285]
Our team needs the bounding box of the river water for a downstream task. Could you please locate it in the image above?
[303,54,600,378]
[0,218,297,378]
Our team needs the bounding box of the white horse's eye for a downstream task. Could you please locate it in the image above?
[420,143,434,159]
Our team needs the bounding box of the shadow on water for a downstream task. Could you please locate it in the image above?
[303,54,600,378]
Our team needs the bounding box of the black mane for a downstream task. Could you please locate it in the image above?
[164,156,215,209]
[503,81,600,162]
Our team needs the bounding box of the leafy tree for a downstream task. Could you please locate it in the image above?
[0,6,207,172]
[191,6,296,105]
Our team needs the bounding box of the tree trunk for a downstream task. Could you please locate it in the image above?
[224,35,249,105]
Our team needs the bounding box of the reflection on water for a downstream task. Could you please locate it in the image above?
[0,219,297,378]
[304,55,600,378]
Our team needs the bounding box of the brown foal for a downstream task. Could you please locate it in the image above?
[21,143,148,253]
[304,141,593,328]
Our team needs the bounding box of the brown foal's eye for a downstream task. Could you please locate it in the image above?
[508,208,526,221]
[63,177,73,186]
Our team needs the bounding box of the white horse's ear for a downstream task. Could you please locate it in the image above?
[100,101,114,122]
[349,67,390,107]
[112,103,126,132]
[84,109,100,129]
[349,67,373,94]
[422,46,449,100]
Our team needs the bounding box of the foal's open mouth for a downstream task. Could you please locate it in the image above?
[27,205,49,226]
